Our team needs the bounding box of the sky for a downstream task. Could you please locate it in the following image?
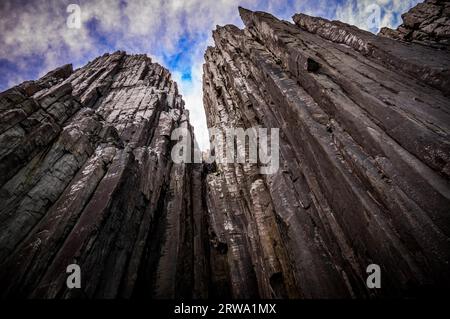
[0,0,420,150]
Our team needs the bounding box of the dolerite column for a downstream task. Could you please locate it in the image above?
[0,51,208,299]
[202,4,450,298]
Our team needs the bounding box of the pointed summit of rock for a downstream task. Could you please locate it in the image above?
[1,1,449,299]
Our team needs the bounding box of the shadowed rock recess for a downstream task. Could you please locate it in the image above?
[0,1,449,299]
[0,52,208,298]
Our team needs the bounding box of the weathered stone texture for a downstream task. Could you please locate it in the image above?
[202,5,450,298]
[0,51,208,298]
[380,0,450,47]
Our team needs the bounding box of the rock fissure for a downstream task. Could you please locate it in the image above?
[0,0,449,299]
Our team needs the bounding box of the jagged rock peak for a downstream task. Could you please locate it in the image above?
[0,51,208,299]
[203,1,450,298]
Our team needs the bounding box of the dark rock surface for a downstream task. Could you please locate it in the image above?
[380,0,450,48]
[202,5,450,298]
[0,52,209,298]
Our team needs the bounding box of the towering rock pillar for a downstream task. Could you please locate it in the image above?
[202,3,450,298]
[1,0,449,300]
[0,52,208,298]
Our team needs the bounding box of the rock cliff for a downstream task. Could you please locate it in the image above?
[1,0,449,299]
[202,2,450,298]
[0,52,209,298]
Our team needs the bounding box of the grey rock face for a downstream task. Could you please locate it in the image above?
[203,6,450,298]
[380,0,450,47]
[0,51,208,298]
[1,1,449,300]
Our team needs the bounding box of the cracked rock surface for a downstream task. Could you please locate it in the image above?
[0,52,208,298]
[380,0,450,48]
[202,4,450,298]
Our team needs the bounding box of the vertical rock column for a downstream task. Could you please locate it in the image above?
[0,51,209,299]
